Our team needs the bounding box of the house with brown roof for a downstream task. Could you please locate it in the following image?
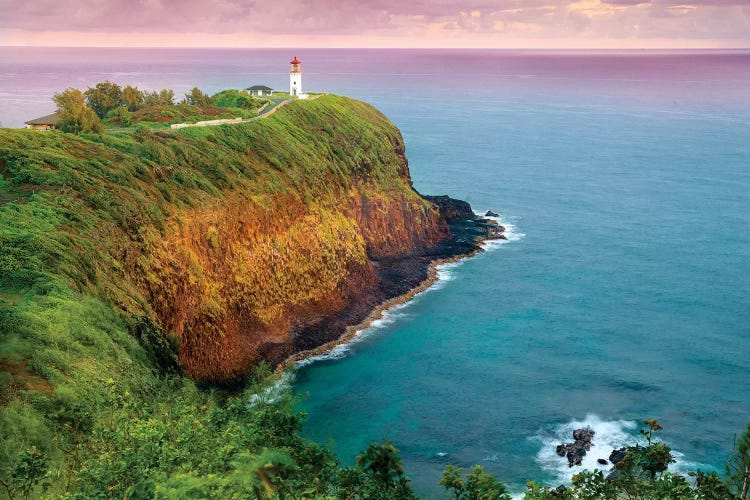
[24,112,60,130]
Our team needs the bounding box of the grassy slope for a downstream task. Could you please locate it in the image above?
[0,95,435,498]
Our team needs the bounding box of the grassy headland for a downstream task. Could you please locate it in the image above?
[1,90,747,499]
[0,93,459,498]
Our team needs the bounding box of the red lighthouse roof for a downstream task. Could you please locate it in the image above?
[290,56,301,64]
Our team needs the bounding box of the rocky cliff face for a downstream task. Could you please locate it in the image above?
[141,186,451,382]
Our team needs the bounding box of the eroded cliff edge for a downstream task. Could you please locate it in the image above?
[0,95,491,384]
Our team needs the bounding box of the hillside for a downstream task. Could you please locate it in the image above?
[0,95,487,497]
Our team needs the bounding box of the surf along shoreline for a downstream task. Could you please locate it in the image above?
[278,195,509,372]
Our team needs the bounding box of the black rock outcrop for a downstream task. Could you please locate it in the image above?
[556,427,596,467]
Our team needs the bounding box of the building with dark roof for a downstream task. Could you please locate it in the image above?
[24,112,60,130]
[246,85,274,96]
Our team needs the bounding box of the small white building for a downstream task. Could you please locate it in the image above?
[246,85,274,97]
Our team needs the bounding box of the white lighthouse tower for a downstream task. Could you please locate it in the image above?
[289,56,302,97]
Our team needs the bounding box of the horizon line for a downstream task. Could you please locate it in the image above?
[2,44,750,51]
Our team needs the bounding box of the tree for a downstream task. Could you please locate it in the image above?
[440,464,512,500]
[571,470,618,499]
[52,88,103,134]
[228,449,296,499]
[158,89,175,106]
[213,89,259,109]
[183,87,214,107]
[143,89,175,107]
[639,442,675,480]
[356,440,405,486]
[629,419,673,481]
[340,440,416,500]
[692,470,733,499]
[728,421,750,498]
[640,418,664,446]
[142,91,160,107]
[107,105,132,126]
[84,80,122,118]
[0,447,49,500]
[121,85,144,111]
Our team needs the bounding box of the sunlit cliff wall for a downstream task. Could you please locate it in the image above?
[0,95,449,383]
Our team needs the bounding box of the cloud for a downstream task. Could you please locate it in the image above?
[0,0,748,45]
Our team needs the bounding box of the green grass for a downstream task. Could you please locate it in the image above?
[0,95,426,498]
[104,98,268,130]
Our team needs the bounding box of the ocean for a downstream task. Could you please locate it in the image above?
[1,47,748,497]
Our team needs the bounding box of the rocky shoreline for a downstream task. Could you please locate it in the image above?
[279,195,506,370]
[553,427,648,482]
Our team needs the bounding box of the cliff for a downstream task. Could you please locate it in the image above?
[0,95,488,386]
[0,94,501,497]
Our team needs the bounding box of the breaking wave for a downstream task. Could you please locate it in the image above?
[532,414,705,486]
[475,210,525,252]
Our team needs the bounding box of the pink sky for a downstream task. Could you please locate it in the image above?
[1,0,748,48]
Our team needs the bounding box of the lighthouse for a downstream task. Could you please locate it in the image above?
[289,56,302,96]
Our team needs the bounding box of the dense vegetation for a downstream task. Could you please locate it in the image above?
[52,81,267,133]
[504,419,749,499]
[1,90,748,498]
[435,420,750,499]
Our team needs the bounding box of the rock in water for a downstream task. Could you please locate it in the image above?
[598,458,609,465]
[485,210,499,217]
[608,447,628,465]
[424,195,475,221]
[573,428,595,448]
[556,427,596,467]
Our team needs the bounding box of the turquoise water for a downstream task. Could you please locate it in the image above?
[289,52,750,496]
[1,48,748,497]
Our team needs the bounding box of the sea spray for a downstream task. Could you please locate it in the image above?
[532,414,706,486]
[475,211,526,250]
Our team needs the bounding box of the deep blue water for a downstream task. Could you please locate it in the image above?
[1,48,749,497]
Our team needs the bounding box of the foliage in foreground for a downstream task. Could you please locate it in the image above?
[440,464,512,500]
[0,363,418,499]
[442,419,749,500]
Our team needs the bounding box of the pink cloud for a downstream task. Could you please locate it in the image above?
[0,0,748,46]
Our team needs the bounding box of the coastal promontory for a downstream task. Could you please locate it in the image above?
[0,94,500,497]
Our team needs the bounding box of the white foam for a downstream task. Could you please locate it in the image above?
[533,415,637,485]
[295,304,412,368]
[474,210,526,252]
[429,260,464,291]
[531,414,704,486]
